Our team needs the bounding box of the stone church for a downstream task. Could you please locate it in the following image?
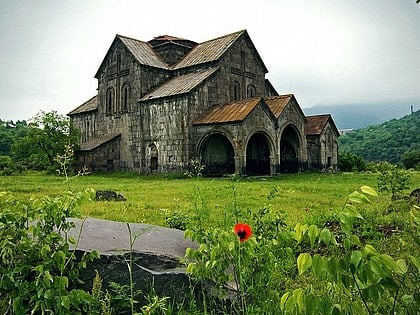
[68,30,339,176]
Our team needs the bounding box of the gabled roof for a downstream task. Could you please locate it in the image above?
[140,67,218,101]
[79,133,121,151]
[265,94,307,123]
[305,114,339,136]
[264,94,294,118]
[68,96,97,116]
[193,97,275,125]
[95,35,169,78]
[173,30,268,72]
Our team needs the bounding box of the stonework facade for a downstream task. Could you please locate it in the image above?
[69,30,339,175]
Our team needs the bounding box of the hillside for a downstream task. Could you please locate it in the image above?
[303,102,416,130]
[338,110,420,163]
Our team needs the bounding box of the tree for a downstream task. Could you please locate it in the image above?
[401,149,420,170]
[12,111,79,171]
[338,151,366,172]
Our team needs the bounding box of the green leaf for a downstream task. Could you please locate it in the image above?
[360,186,378,197]
[348,191,371,204]
[363,244,379,257]
[308,225,318,248]
[409,255,420,273]
[293,288,304,312]
[280,292,290,312]
[370,256,386,278]
[60,295,70,310]
[319,228,332,245]
[395,259,408,275]
[293,223,308,243]
[312,254,326,278]
[297,253,312,275]
[351,250,362,267]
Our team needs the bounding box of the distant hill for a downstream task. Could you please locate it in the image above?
[303,102,416,130]
[338,110,420,163]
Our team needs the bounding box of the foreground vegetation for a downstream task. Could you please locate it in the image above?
[1,170,419,314]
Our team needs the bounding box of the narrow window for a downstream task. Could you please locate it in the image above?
[106,87,114,115]
[231,81,240,101]
[121,84,130,112]
[247,85,256,98]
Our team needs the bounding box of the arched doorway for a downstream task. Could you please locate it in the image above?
[149,144,158,172]
[246,133,271,176]
[200,133,235,176]
[280,125,300,173]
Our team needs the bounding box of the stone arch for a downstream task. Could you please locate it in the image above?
[245,132,272,176]
[197,132,235,176]
[280,124,301,173]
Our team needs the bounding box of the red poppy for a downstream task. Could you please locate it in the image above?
[234,223,252,242]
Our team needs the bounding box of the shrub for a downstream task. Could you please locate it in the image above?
[339,151,366,172]
[0,189,98,314]
[401,150,420,170]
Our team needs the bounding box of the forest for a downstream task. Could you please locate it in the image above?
[338,110,420,168]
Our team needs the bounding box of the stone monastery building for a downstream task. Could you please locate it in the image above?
[69,30,339,176]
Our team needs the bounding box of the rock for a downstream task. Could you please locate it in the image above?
[95,190,126,201]
[67,217,197,303]
[410,188,420,203]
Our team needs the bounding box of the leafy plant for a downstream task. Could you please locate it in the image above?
[282,186,419,314]
[0,189,98,314]
[377,162,411,199]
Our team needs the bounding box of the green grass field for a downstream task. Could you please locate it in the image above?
[1,171,419,228]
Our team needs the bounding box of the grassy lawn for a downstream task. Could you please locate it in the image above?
[1,171,419,228]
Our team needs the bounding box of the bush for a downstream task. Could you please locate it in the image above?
[0,190,98,314]
[401,150,420,170]
[339,151,366,172]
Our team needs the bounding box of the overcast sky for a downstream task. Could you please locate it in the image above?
[1,0,419,121]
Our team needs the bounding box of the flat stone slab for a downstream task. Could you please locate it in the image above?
[68,217,196,258]
[67,218,198,302]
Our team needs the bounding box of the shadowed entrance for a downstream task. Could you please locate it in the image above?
[246,133,270,176]
[200,134,235,176]
[280,125,300,173]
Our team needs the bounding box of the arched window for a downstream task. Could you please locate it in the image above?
[106,87,114,115]
[231,81,240,101]
[247,85,256,98]
[121,84,130,112]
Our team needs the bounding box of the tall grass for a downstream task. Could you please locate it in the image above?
[1,171,419,229]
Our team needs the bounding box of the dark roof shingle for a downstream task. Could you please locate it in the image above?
[68,96,97,116]
[193,97,264,125]
[305,114,335,135]
[79,133,121,151]
[140,67,218,101]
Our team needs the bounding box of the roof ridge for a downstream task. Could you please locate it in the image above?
[198,29,246,45]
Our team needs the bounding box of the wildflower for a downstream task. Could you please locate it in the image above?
[234,223,252,242]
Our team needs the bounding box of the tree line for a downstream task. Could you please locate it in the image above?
[338,110,420,171]
[1,109,419,175]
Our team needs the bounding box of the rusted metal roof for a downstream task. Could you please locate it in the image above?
[79,133,121,151]
[305,114,333,135]
[118,35,169,69]
[140,67,218,101]
[193,97,265,125]
[264,94,294,118]
[173,30,245,69]
[68,95,97,116]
